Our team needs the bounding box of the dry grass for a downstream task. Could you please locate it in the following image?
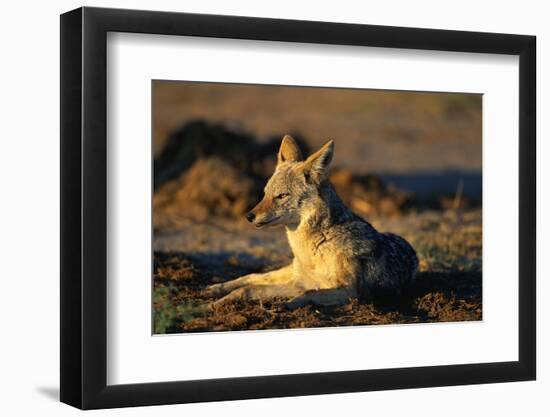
[153,208,482,334]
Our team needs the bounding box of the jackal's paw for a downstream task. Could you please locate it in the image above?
[209,287,251,307]
[204,283,228,298]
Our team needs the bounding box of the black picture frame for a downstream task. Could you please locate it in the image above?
[60,6,536,410]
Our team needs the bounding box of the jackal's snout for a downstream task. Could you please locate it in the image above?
[246,196,277,228]
[245,212,256,223]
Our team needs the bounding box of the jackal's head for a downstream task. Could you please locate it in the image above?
[246,135,334,228]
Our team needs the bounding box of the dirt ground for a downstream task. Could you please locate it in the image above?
[153,209,482,333]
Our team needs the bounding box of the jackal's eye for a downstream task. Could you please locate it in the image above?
[274,193,289,200]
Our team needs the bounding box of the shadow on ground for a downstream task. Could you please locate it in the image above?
[35,386,59,401]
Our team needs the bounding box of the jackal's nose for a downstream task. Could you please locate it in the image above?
[246,212,256,223]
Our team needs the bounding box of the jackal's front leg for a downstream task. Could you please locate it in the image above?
[205,264,294,298]
[211,284,302,306]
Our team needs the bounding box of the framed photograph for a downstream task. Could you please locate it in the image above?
[60,6,536,409]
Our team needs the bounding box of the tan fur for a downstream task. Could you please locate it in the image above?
[287,207,353,290]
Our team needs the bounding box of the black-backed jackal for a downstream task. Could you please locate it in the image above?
[207,135,418,308]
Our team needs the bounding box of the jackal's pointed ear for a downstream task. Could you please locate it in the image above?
[303,140,334,183]
[277,135,303,165]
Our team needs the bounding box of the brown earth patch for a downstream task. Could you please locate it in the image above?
[153,249,481,334]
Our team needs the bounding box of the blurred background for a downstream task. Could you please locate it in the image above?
[154,81,481,195]
[152,81,482,333]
